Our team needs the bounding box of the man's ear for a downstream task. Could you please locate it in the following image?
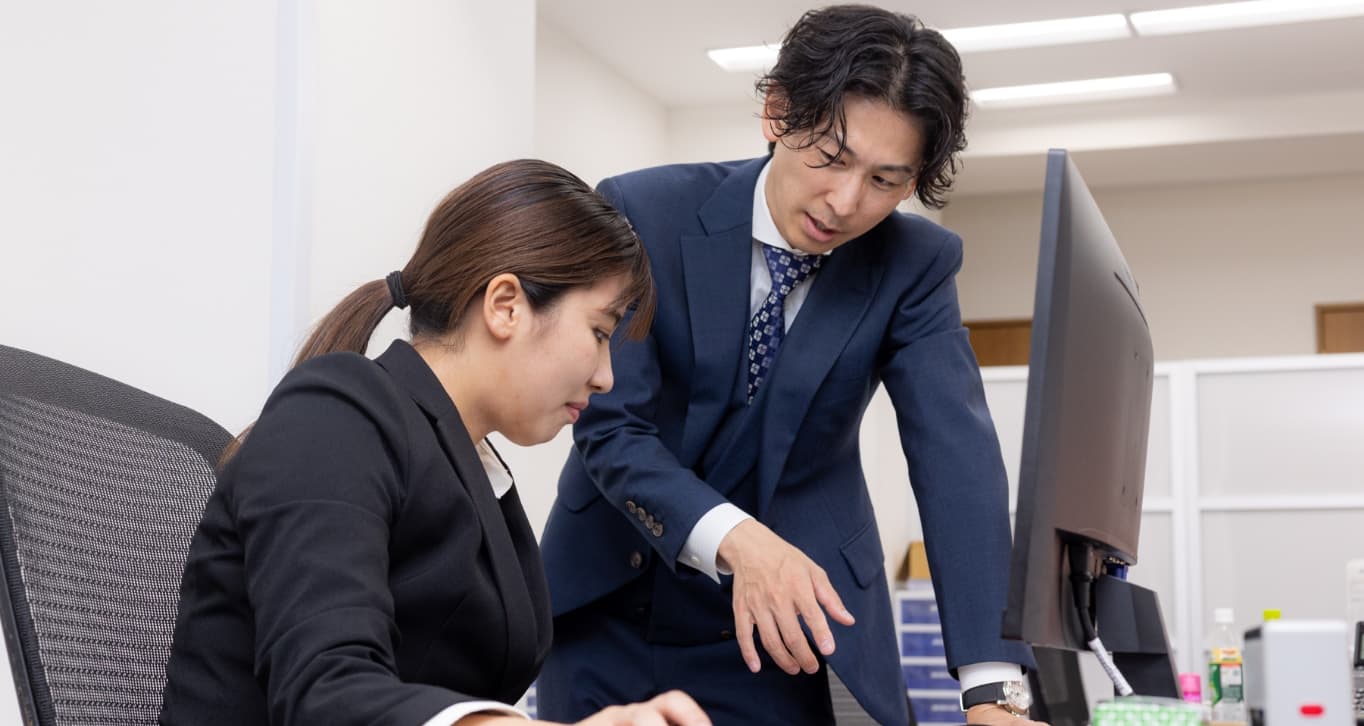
[481,273,524,343]
[901,181,919,203]
[761,91,788,144]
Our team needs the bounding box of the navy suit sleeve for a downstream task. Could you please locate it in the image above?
[228,366,471,725]
[877,229,1035,672]
[570,176,732,567]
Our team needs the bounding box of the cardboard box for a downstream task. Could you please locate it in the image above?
[895,540,931,583]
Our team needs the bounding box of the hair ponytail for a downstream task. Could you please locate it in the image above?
[291,279,395,368]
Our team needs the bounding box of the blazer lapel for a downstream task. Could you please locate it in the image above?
[496,486,553,663]
[676,158,765,466]
[374,341,539,686]
[754,229,883,516]
[429,414,539,686]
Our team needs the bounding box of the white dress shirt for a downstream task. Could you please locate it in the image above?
[675,159,1023,696]
[421,439,528,725]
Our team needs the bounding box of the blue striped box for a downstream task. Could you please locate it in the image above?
[899,624,946,657]
[896,589,940,625]
[908,689,964,723]
[901,656,956,690]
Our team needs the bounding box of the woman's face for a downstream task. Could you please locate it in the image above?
[496,275,627,446]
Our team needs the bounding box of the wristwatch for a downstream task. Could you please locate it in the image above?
[960,680,1032,717]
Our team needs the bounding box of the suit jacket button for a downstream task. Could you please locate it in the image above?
[719,629,733,639]
[629,551,644,569]
[626,500,637,514]
[636,509,647,521]
[651,523,664,537]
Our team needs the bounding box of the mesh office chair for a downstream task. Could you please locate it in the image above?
[0,345,231,726]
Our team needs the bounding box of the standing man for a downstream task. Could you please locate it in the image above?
[538,6,1038,725]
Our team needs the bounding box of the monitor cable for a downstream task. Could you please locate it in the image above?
[1068,542,1135,697]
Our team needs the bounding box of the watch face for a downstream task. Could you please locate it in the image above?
[1003,680,1033,715]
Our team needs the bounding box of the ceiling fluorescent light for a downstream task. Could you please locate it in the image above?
[972,73,1176,108]
[939,14,1131,53]
[708,12,1132,72]
[707,44,780,72]
[1130,0,1364,36]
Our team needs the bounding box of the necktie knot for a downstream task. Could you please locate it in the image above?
[747,245,824,403]
[762,245,822,302]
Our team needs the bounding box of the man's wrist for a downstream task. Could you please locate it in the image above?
[966,703,1026,722]
[716,518,760,570]
[960,680,1032,717]
[679,504,752,582]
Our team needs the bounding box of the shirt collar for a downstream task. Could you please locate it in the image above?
[751,158,829,257]
[752,159,791,251]
[476,438,515,499]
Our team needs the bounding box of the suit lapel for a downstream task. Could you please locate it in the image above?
[676,158,765,466]
[496,486,553,663]
[754,229,883,516]
[428,414,539,685]
[374,341,539,686]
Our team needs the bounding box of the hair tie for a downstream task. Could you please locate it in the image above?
[385,271,408,310]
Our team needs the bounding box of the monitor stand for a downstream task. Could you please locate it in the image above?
[1030,646,1089,726]
[1093,575,1180,698]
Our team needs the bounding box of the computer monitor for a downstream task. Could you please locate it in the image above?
[1001,149,1179,698]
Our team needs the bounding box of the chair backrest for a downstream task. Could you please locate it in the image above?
[0,345,231,726]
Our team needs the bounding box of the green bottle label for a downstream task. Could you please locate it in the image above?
[1220,663,1244,702]
[1208,658,1244,704]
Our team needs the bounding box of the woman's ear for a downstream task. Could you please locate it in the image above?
[481,273,524,343]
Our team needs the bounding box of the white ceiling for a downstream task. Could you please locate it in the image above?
[538,0,1364,196]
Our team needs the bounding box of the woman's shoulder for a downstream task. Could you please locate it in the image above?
[263,351,412,432]
[280,350,403,393]
[225,352,417,493]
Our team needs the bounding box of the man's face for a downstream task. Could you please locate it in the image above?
[762,94,923,255]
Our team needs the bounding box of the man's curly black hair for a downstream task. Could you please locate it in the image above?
[757,4,969,210]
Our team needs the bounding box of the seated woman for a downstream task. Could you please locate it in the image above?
[159,160,708,726]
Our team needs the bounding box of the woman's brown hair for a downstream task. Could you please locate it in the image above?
[223,159,654,463]
[295,158,654,365]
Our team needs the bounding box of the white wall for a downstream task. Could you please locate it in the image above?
[667,100,768,165]
[1,0,539,435]
[533,21,668,187]
[946,172,1364,360]
[307,1,537,363]
[0,2,279,435]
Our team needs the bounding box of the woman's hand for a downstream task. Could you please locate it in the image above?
[572,690,710,726]
[459,690,709,726]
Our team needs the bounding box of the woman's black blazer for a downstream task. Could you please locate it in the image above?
[160,340,552,725]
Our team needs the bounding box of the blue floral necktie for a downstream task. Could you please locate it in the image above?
[746,244,823,403]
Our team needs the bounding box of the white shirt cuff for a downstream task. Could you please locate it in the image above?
[678,503,753,583]
[422,700,527,726]
[957,661,1026,695]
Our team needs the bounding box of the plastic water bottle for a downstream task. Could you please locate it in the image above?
[1208,607,1246,723]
